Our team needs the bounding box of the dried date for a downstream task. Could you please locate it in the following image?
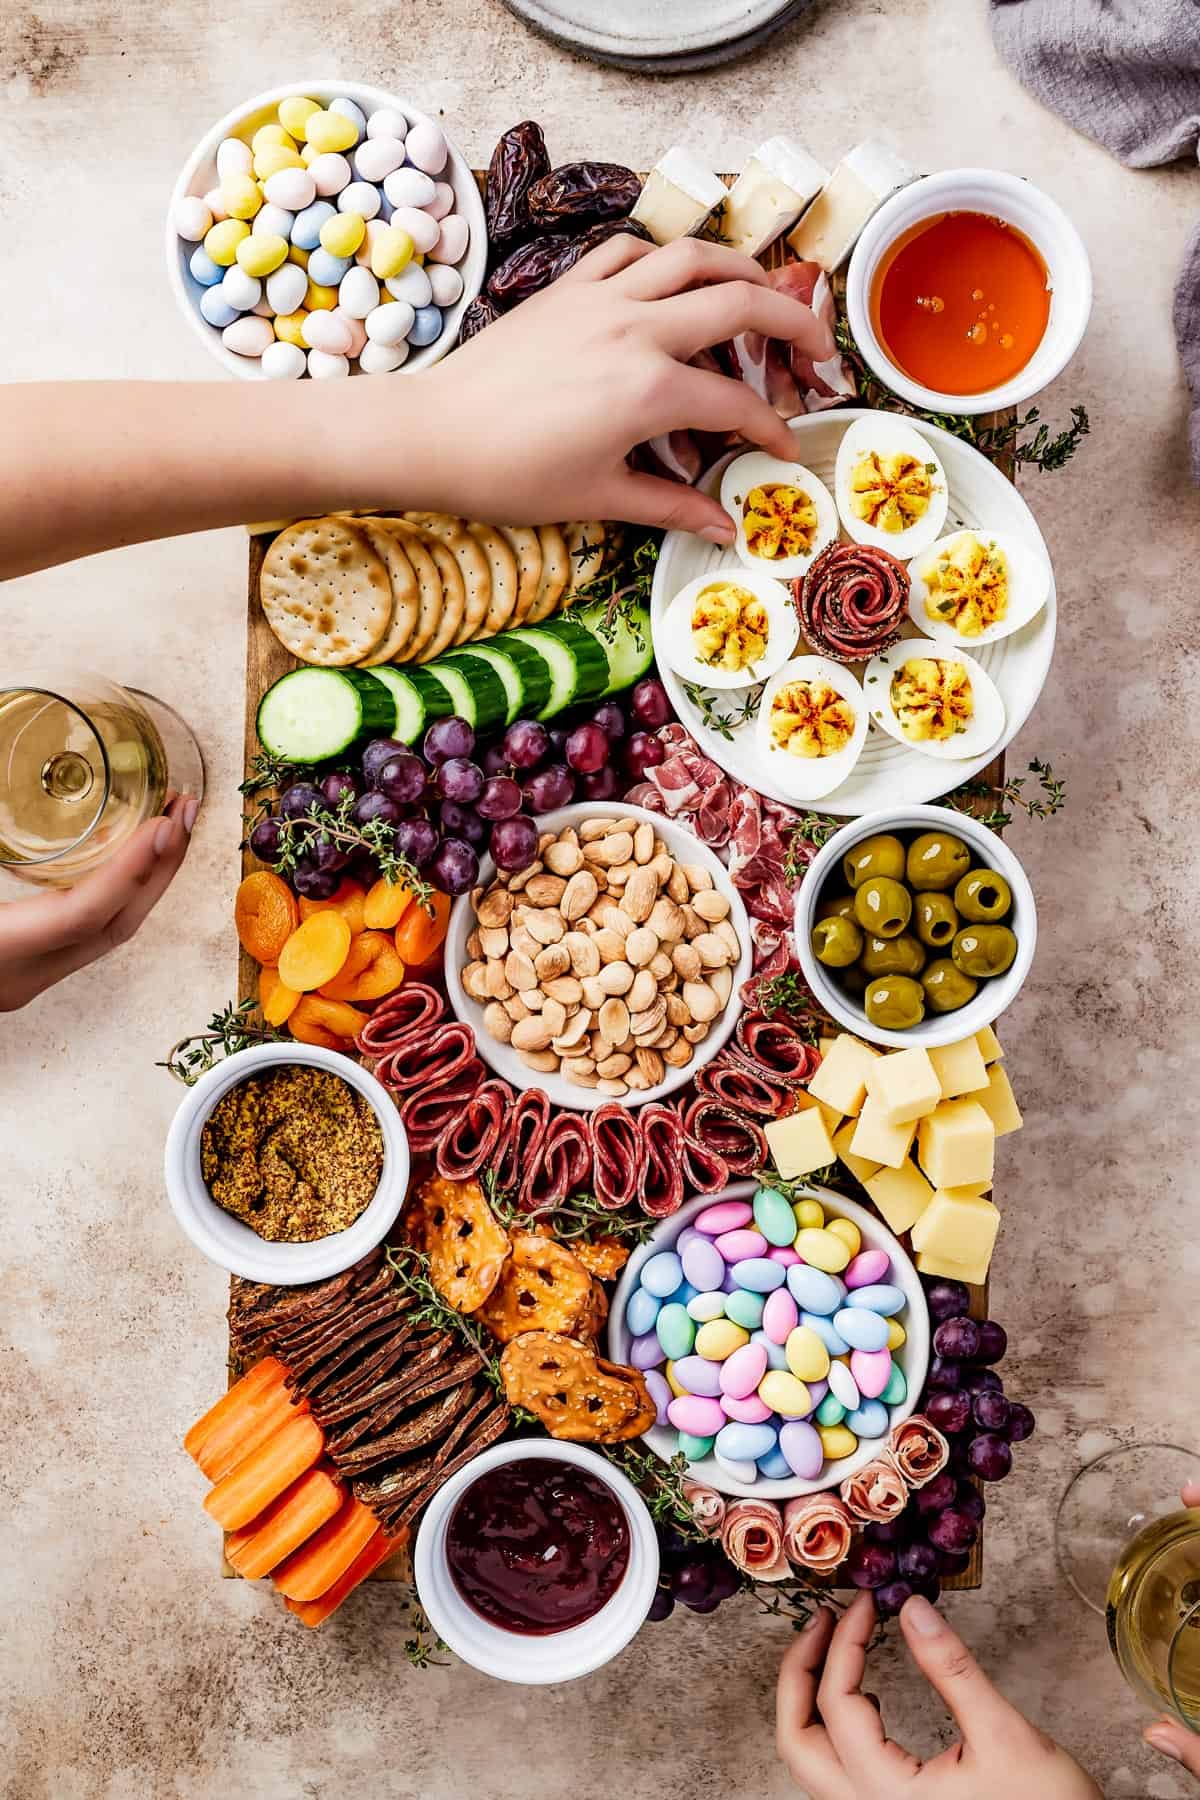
[526,161,642,229]
[485,120,551,248]
[458,295,501,344]
[486,218,651,309]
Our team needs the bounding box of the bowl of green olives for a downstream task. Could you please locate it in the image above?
[795,805,1036,1048]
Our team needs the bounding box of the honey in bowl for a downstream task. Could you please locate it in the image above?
[870,210,1051,396]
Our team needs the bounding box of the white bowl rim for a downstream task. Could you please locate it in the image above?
[795,804,1037,1050]
[443,800,754,1112]
[163,1041,409,1284]
[164,77,486,379]
[414,1439,660,1683]
[608,1181,930,1499]
[846,166,1093,415]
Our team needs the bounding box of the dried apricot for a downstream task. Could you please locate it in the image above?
[235,871,299,966]
[394,890,451,968]
[320,932,406,1002]
[300,994,369,1039]
[363,875,416,932]
[259,964,301,1026]
[278,911,352,993]
[298,878,367,937]
[288,1000,342,1050]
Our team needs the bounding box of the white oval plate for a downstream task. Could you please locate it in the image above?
[651,410,1057,816]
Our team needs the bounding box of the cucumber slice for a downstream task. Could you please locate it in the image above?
[511,620,611,720]
[569,601,654,696]
[403,665,457,723]
[256,667,395,763]
[442,641,551,725]
[423,656,508,734]
[364,667,427,746]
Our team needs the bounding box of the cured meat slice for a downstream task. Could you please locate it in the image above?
[674,1113,730,1197]
[782,1492,855,1575]
[734,1014,822,1086]
[355,982,445,1059]
[797,540,909,662]
[381,1022,478,1095]
[694,1054,788,1118]
[682,1096,766,1175]
[494,1088,552,1198]
[519,1112,593,1212]
[399,1061,486,1154]
[840,1451,909,1523]
[637,1104,685,1218]
[720,1497,790,1581]
[592,1101,642,1210]
[435,1080,515,1183]
[889,1415,951,1489]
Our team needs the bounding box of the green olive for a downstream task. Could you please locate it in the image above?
[952,924,1017,979]
[954,867,1013,923]
[914,891,959,949]
[853,876,912,939]
[865,975,926,1031]
[812,915,864,968]
[842,833,907,889]
[906,831,972,892]
[860,931,926,978]
[839,961,869,999]
[816,891,857,923]
[921,958,978,1013]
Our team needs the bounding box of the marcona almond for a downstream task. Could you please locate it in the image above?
[607,863,636,888]
[565,932,600,978]
[693,931,732,969]
[525,872,566,906]
[625,926,659,968]
[692,889,731,923]
[683,1020,711,1045]
[562,1054,596,1078]
[598,960,634,996]
[581,975,607,1010]
[526,909,565,946]
[681,904,706,940]
[627,969,657,1013]
[462,961,489,1001]
[544,840,583,876]
[666,992,691,1028]
[465,929,483,960]
[505,950,537,991]
[682,979,721,1022]
[594,928,627,964]
[682,862,714,892]
[709,965,733,1006]
[508,861,541,892]
[648,897,685,942]
[647,951,674,983]
[662,1038,694,1067]
[484,959,511,1000]
[579,818,612,841]
[656,1025,679,1050]
[564,1065,599,1088]
[631,997,666,1040]
[544,974,583,1008]
[635,1047,665,1084]
[483,1002,513,1043]
[626,1068,652,1092]
[523,988,545,1011]
[715,918,741,958]
[597,1077,629,1096]
[518,1048,560,1073]
[633,821,655,864]
[534,942,570,981]
[598,997,630,1042]
[503,994,531,1022]
[667,864,690,903]
[509,925,539,959]
[623,867,658,923]
[511,1015,553,1053]
[476,888,512,928]
[552,1010,591,1051]
[586,831,633,866]
[648,853,672,884]
[672,942,702,982]
[542,998,568,1039]
[478,925,509,960]
[600,906,633,939]
[596,1052,632,1079]
[561,870,598,920]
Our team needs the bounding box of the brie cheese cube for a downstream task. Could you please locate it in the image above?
[865,1046,941,1125]
[832,1121,882,1184]
[849,1097,916,1170]
[916,1247,992,1288]
[927,1037,990,1099]
[807,1033,880,1117]
[765,1107,835,1179]
[785,139,914,270]
[916,1099,995,1191]
[911,1190,1000,1273]
[863,1162,934,1236]
[974,1024,1003,1064]
[976,1063,1023,1136]
[631,148,726,245]
[721,136,828,257]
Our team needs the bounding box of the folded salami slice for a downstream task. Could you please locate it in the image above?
[494,1088,552,1198]
[721,1497,790,1581]
[381,1022,478,1096]
[682,1096,766,1175]
[889,1415,950,1489]
[734,1013,822,1086]
[355,983,445,1059]
[400,1059,486,1153]
[781,1492,855,1575]
[637,1104,685,1218]
[670,1102,730,1196]
[435,1080,515,1183]
[694,1054,787,1118]
[519,1111,593,1212]
[592,1101,642,1211]
[840,1451,909,1523]
[797,541,909,662]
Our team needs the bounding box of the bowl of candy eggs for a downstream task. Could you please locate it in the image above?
[609,1183,929,1499]
[166,81,486,379]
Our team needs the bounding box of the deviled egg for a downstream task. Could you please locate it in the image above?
[863,638,1005,761]
[658,569,799,690]
[756,655,868,800]
[720,451,839,580]
[834,413,948,558]
[909,527,1050,646]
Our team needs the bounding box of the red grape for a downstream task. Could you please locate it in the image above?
[592,700,626,742]
[976,1320,1008,1364]
[310,836,348,873]
[955,1483,986,1522]
[934,1548,971,1577]
[580,766,620,801]
[671,1559,714,1606]
[477,775,522,820]
[431,837,479,895]
[967,1434,1013,1482]
[248,816,283,860]
[523,764,575,812]
[684,1594,723,1614]
[646,1586,675,1622]
[925,1390,971,1435]
[435,758,485,804]
[846,1541,897,1589]
[972,1390,1011,1433]
[321,770,361,807]
[377,753,427,805]
[292,862,339,900]
[927,1355,963,1391]
[393,817,438,867]
[280,781,324,820]
[934,1318,981,1361]
[361,738,409,784]
[898,1542,939,1581]
[925,1279,971,1322]
[865,1518,909,1546]
[439,800,487,847]
[481,742,511,778]
[874,1580,914,1619]
[565,722,610,773]
[503,718,549,769]
[623,730,665,782]
[707,1559,739,1603]
[1006,1403,1036,1443]
[927,1508,978,1554]
[490,815,539,872]
[914,1472,957,1514]
[353,791,402,828]
[424,716,475,765]
[631,677,671,728]
[964,1368,1003,1396]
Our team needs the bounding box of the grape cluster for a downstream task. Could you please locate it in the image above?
[839,1277,1034,1618]
[647,1526,741,1621]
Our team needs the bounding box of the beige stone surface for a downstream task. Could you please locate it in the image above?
[2,0,1199,1794]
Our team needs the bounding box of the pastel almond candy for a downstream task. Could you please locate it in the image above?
[785,1325,832,1384]
[695,1319,750,1361]
[846,1283,906,1317]
[713,1449,758,1485]
[655,1302,695,1361]
[751,1328,790,1371]
[753,1185,798,1247]
[630,1331,665,1370]
[645,1368,672,1427]
[844,1248,891,1289]
[724,1289,765,1332]
[732,1257,786,1293]
[687,1291,726,1323]
[715,1228,768,1263]
[851,1347,893,1399]
[719,1342,769,1399]
[801,1310,850,1359]
[787,1265,846,1316]
[695,1200,753,1236]
[677,1431,715,1461]
[834,1308,891,1353]
[779,1419,824,1479]
[626,1287,660,1338]
[721,1392,773,1424]
[827,1359,860,1411]
[879,1363,908,1406]
[762,1287,799,1346]
[827,1217,862,1258]
[681,1235,725,1292]
[767,1246,801,1266]
[668,1394,725,1437]
[817,1422,859,1459]
[846,1399,890,1437]
[794,1227,852,1274]
[816,1392,847,1427]
[715,1421,777,1463]
[673,1355,722,1398]
[757,1445,794,1480]
[759,1370,813,1418]
[641,1251,683,1298]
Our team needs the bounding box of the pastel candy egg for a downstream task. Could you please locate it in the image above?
[408,305,444,347]
[816,1392,846,1426]
[237,233,288,278]
[762,1288,798,1345]
[278,95,321,141]
[427,179,456,220]
[428,262,465,307]
[174,194,213,241]
[625,1286,660,1338]
[261,339,306,380]
[257,167,311,215]
[808,1379,830,1407]
[307,248,352,288]
[383,166,438,209]
[694,1319,749,1361]
[695,1200,753,1236]
[827,1359,860,1411]
[220,173,262,221]
[389,205,441,254]
[794,1198,825,1230]
[834,1308,891,1353]
[430,213,470,264]
[355,218,386,267]
[734,1257,787,1294]
[715,1228,767,1263]
[319,212,366,258]
[371,226,416,281]
[273,310,307,346]
[189,246,223,287]
[655,1303,695,1361]
[779,1420,824,1478]
[886,1319,907,1352]
[629,1331,665,1370]
[673,1354,722,1398]
[719,1342,768,1399]
[668,1394,724,1437]
[715,1422,777,1464]
[251,297,275,318]
[768,1246,802,1267]
[817,1423,859,1460]
[757,1445,794,1480]
[787,1265,845,1316]
[644,1368,672,1427]
[252,123,295,156]
[720,1268,739,1294]
[801,1311,850,1359]
[721,1392,773,1423]
[759,1370,813,1418]
[686,1290,725,1324]
[309,151,353,197]
[220,265,261,311]
[751,1328,790,1371]
[301,309,355,355]
[358,339,408,373]
[291,200,336,249]
[795,1227,851,1274]
[664,1361,685,1398]
[255,143,303,181]
[785,1326,831,1384]
[678,1431,716,1461]
[879,1363,908,1405]
[367,107,409,141]
[254,202,296,239]
[265,262,308,316]
[681,1235,724,1292]
[714,1450,759,1485]
[846,1283,906,1318]
[827,1218,862,1258]
[199,288,239,328]
[724,1289,765,1332]
[851,1348,893,1400]
[305,110,359,155]
[846,1399,890,1437]
[339,266,380,320]
[329,96,367,142]
[641,1251,682,1298]
[676,1227,702,1252]
[675,1280,700,1310]
[202,184,228,223]
[287,244,309,267]
[844,1249,891,1290]
[339,180,383,223]
[204,218,250,266]
[354,137,407,183]
[216,136,253,180]
[405,119,449,174]
[221,315,274,357]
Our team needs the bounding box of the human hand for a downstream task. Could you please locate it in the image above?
[0,794,196,1011]
[776,1591,1103,1798]
[1142,1479,1200,1779]
[399,236,834,542]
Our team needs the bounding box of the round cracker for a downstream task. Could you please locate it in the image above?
[373,519,445,663]
[561,521,607,606]
[261,518,391,666]
[410,533,467,662]
[404,513,492,646]
[357,518,420,666]
[525,524,571,623]
[467,522,519,636]
[499,526,543,626]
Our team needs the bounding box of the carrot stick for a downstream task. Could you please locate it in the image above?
[184,1357,288,1472]
[270,1494,381,1602]
[204,1413,325,1531]
[226,1468,344,1580]
[284,1528,407,1628]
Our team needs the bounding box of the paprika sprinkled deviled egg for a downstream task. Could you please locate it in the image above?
[908,526,1050,646]
[756,655,868,799]
[659,569,799,690]
[719,452,839,580]
[863,638,1005,760]
[834,413,948,558]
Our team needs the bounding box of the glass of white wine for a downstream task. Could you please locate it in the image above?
[0,671,205,888]
[1056,1443,1200,1731]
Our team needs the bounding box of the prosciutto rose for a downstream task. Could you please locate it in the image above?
[781,1492,855,1576]
[720,1497,790,1582]
[889,1416,950,1489]
[840,1452,908,1523]
[682,1480,726,1539]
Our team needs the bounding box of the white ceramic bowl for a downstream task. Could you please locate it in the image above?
[608,1183,930,1499]
[795,804,1037,1050]
[165,80,487,378]
[444,801,753,1112]
[414,1440,660,1683]
[846,168,1092,415]
[163,1042,409,1283]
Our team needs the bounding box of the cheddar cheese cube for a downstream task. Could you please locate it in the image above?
[832,1121,882,1185]
[927,1037,990,1099]
[850,1097,917,1170]
[974,1024,1003,1064]
[911,1190,1000,1270]
[916,1098,995,1190]
[765,1107,835,1179]
[808,1033,879,1117]
[976,1063,1023,1137]
[863,1161,935,1236]
[916,1247,992,1288]
[794,1090,845,1138]
[865,1046,941,1125]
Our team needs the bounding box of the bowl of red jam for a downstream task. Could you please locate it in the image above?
[414,1442,659,1682]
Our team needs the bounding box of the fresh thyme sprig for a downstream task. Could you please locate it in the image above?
[695,201,731,248]
[485,1176,656,1248]
[679,678,765,742]
[745,1578,866,1636]
[943,756,1066,830]
[384,1243,506,1391]
[238,750,301,800]
[600,1446,707,1540]
[264,789,434,903]
[569,534,657,650]
[400,1595,450,1668]
[781,811,841,886]
[158,999,283,1084]
[744,969,822,1032]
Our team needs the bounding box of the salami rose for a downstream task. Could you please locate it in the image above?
[721,1497,790,1582]
[840,1451,909,1523]
[782,1492,856,1576]
[734,1013,822,1086]
[798,540,909,662]
[682,1480,727,1539]
[889,1415,951,1489]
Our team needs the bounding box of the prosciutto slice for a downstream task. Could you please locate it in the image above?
[889,1415,951,1489]
[840,1451,909,1523]
[782,1492,856,1576]
[682,1479,727,1539]
[721,1497,790,1582]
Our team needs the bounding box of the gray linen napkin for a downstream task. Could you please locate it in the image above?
[990,0,1200,472]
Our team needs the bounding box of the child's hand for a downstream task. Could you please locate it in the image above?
[777,1592,1103,1798]
[0,794,196,1011]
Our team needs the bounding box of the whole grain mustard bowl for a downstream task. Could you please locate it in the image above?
[164,1042,409,1285]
